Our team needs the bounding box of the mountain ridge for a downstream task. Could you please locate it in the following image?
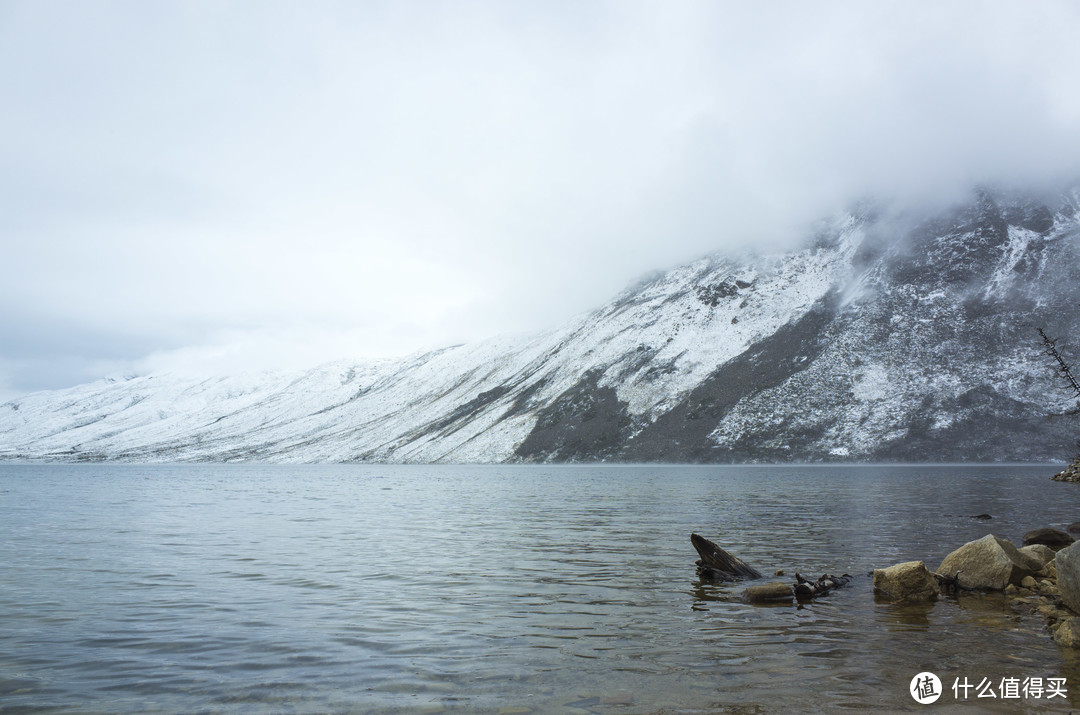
[4,185,1080,463]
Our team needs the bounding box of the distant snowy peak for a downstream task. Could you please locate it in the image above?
[3,185,1080,463]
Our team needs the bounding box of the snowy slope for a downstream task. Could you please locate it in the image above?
[3,186,1080,463]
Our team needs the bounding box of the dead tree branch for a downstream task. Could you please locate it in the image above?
[1038,328,1080,416]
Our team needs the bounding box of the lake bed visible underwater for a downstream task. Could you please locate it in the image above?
[2,463,1079,712]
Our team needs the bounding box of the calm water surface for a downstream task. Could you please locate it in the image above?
[2,464,1079,713]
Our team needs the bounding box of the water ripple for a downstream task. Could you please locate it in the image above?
[1,463,1077,712]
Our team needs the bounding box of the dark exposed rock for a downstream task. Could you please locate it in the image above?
[696,281,739,307]
[619,298,837,462]
[1023,528,1075,551]
[1003,200,1055,234]
[514,370,635,462]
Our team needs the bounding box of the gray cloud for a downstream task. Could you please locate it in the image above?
[2,0,1080,398]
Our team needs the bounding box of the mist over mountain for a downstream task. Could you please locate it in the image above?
[3,184,1080,464]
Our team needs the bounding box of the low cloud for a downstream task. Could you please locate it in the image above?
[2,0,1079,395]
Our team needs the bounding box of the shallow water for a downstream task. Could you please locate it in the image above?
[1,463,1079,712]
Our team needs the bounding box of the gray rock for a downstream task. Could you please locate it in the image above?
[1018,544,1056,566]
[1055,542,1080,614]
[1023,528,1075,551]
[936,534,1037,590]
[1068,522,1080,535]
[873,560,940,602]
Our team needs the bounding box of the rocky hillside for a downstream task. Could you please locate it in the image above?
[3,186,1080,463]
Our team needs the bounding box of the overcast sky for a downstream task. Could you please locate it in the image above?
[3,1,1080,401]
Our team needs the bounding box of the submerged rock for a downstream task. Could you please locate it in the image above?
[936,534,1037,590]
[873,561,940,602]
[1023,528,1075,551]
[740,582,795,603]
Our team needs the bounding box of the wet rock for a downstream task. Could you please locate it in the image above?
[1039,603,1074,623]
[873,561,940,602]
[936,534,1037,590]
[970,513,993,522]
[1052,459,1080,483]
[1018,544,1056,566]
[1055,542,1080,613]
[1054,617,1080,648]
[1023,528,1075,551]
[740,582,794,603]
[1069,522,1080,535]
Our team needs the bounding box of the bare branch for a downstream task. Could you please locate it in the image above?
[1038,328,1080,400]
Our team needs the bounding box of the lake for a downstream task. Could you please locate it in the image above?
[1,463,1078,712]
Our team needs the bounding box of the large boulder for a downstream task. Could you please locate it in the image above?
[936,534,1037,590]
[873,561,940,602]
[1023,528,1075,551]
[1018,544,1056,567]
[1055,542,1080,614]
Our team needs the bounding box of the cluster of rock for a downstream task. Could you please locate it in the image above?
[1052,458,1080,482]
[873,527,1080,648]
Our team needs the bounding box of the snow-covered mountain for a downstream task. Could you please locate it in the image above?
[4,185,1080,463]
